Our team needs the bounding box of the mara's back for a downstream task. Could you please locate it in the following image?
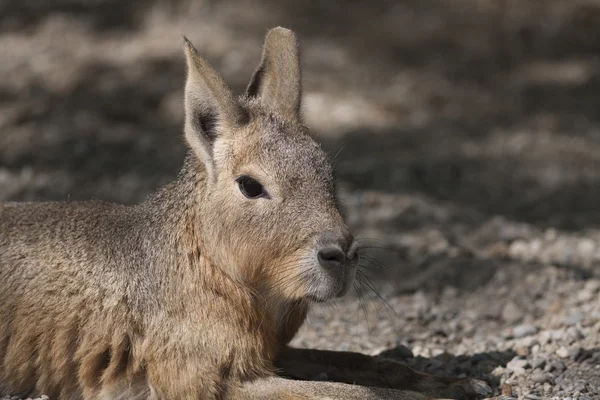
[0,201,151,398]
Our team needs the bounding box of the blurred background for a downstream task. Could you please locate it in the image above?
[1,1,600,398]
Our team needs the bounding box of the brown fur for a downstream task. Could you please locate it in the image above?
[0,28,490,399]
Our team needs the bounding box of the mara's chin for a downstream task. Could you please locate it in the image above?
[305,272,356,303]
[306,286,350,303]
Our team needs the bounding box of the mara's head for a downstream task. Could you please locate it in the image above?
[183,27,357,302]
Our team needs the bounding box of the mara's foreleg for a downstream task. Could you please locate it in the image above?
[230,376,438,400]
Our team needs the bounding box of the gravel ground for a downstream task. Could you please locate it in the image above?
[1,1,600,399]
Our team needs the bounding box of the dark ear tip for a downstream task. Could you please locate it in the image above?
[183,36,197,54]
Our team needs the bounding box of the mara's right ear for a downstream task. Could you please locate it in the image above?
[246,27,302,121]
[183,37,246,180]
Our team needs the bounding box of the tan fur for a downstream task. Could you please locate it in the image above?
[0,27,490,399]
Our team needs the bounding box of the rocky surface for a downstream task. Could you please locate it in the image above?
[1,1,600,399]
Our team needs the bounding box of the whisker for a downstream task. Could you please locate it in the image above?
[353,282,361,338]
[356,271,398,318]
[332,145,345,162]
[357,260,402,295]
[356,274,384,322]
[359,254,392,271]
[353,281,371,338]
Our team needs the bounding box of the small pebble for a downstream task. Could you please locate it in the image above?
[513,324,538,338]
[524,394,542,400]
[565,312,584,326]
[550,360,566,372]
[502,383,513,396]
[573,381,588,393]
[502,301,524,323]
[556,346,571,358]
[531,357,546,369]
[531,370,551,383]
[507,357,529,370]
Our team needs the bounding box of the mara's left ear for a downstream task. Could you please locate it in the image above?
[246,27,302,121]
[183,38,246,180]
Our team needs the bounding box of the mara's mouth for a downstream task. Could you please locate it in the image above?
[280,239,358,303]
[306,288,347,303]
[303,262,357,303]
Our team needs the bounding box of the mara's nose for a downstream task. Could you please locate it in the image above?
[317,246,346,269]
[316,230,354,269]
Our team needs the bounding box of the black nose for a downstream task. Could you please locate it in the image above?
[317,246,346,269]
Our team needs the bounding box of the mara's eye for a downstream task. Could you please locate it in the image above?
[236,176,267,199]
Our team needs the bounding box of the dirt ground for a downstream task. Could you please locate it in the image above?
[1,1,600,399]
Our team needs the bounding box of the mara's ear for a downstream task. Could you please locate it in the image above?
[246,27,302,121]
[183,37,246,179]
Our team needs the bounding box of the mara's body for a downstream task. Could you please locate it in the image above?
[0,168,290,399]
[1,200,156,398]
[0,28,490,400]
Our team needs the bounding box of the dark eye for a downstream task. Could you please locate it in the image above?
[236,175,267,199]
